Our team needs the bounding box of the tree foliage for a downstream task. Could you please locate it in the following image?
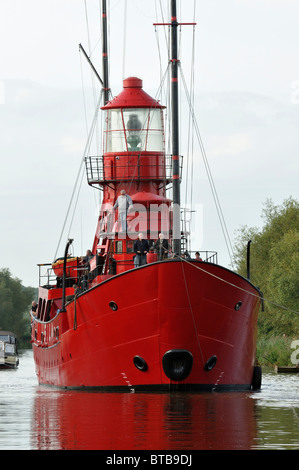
[0,268,36,346]
[233,197,299,336]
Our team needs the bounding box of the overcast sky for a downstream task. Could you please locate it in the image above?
[0,0,298,287]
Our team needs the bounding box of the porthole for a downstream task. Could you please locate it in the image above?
[234,301,242,311]
[109,301,118,311]
[133,355,148,372]
[204,355,217,371]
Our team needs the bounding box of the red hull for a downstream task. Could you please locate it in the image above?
[31,260,261,391]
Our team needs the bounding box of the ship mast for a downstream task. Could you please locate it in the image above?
[102,0,110,105]
[78,1,110,104]
[170,0,181,255]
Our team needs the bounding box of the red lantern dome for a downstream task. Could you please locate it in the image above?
[101,77,165,110]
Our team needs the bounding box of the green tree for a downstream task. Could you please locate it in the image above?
[0,268,36,347]
[233,197,299,337]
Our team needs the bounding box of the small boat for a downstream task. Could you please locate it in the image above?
[0,331,19,369]
[52,257,82,279]
[274,365,299,374]
[31,0,263,391]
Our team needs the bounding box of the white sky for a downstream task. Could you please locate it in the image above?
[0,0,298,287]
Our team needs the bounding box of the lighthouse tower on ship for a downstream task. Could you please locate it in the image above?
[85,77,174,278]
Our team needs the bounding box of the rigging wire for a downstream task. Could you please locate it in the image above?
[84,0,101,154]
[154,2,165,86]
[180,261,205,367]
[179,255,299,316]
[82,0,106,231]
[153,8,172,185]
[153,1,234,265]
[66,161,86,242]
[79,49,89,137]
[107,0,113,100]
[122,0,128,80]
[54,91,103,260]
[179,65,236,267]
[184,13,196,216]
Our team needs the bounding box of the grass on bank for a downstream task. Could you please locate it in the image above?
[256,335,299,367]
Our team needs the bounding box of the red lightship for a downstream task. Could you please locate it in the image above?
[31,0,262,391]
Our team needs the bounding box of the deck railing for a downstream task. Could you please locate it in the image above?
[37,250,218,289]
[84,154,183,187]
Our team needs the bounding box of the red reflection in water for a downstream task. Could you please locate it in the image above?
[31,391,257,450]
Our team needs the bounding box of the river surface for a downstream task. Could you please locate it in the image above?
[0,349,298,450]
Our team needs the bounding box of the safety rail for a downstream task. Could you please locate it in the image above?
[37,261,86,288]
[38,264,57,287]
[190,251,218,264]
[37,250,218,289]
[84,154,183,187]
[110,251,218,263]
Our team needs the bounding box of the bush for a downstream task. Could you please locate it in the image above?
[233,197,299,339]
[0,268,36,348]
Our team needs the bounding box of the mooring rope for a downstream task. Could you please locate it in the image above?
[177,254,299,315]
[180,261,205,367]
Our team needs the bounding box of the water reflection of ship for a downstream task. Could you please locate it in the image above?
[31,391,257,450]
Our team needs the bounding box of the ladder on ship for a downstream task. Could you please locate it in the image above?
[96,237,111,275]
[180,207,193,254]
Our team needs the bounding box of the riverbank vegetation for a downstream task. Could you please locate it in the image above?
[0,268,36,348]
[233,197,299,366]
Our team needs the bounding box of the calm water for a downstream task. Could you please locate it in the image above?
[0,350,298,450]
